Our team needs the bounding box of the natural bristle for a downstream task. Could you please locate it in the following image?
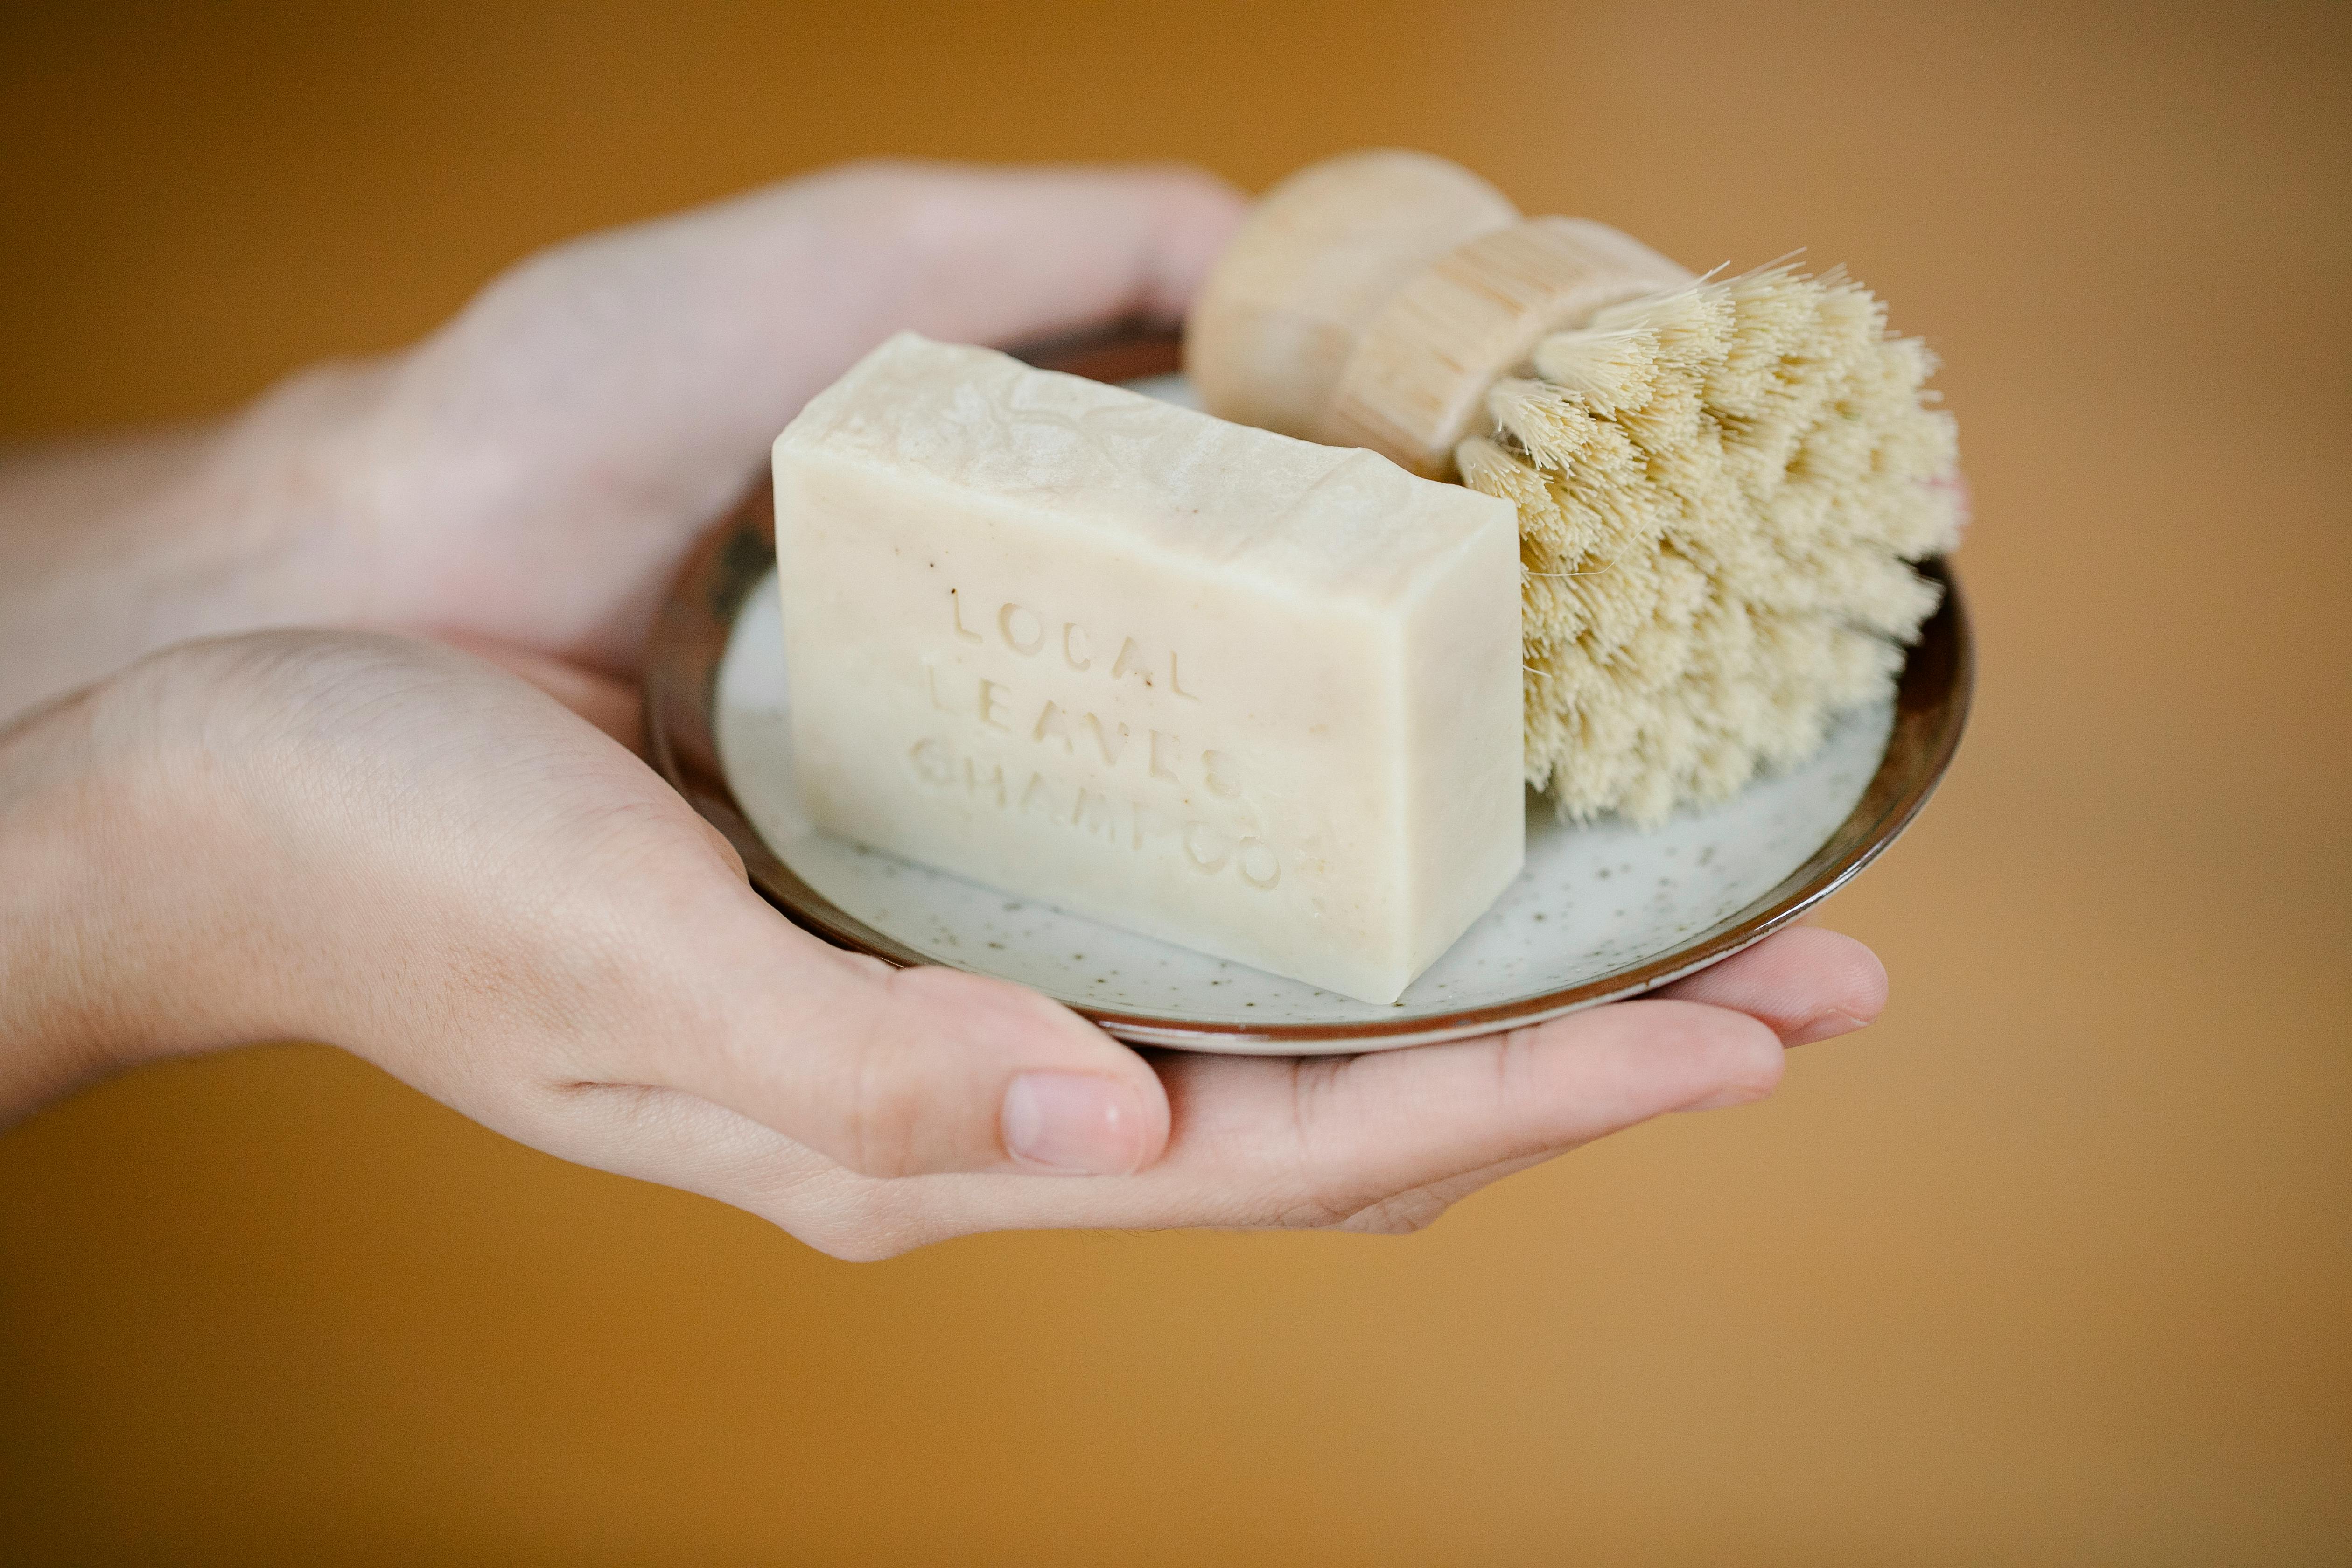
[1484,377,1592,470]
[1481,261,1960,826]
[1529,327,1657,417]
[1591,283,1732,371]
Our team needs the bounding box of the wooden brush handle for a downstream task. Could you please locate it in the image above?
[1186,150,1694,478]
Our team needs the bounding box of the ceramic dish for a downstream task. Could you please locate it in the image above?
[644,326,1973,1053]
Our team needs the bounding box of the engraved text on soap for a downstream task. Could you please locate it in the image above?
[906,588,1281,890]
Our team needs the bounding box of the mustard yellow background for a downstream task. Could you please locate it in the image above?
[3,3,2347,1561]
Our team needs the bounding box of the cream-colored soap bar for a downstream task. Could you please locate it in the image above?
[772,333,1523,1005]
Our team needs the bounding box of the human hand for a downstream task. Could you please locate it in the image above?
[1,633,1882,1257]
[0,162,1244,725]
[335,161,1247,683]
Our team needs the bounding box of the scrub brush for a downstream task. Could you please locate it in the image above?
[1186,150,1961,825]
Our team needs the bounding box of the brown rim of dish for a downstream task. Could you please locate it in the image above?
[644,321,1974,1047]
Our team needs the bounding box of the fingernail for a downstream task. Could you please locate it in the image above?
[1677,1082,1775,1113]
[1785,1008,1870,1048]
[1002,1073,1148,1176]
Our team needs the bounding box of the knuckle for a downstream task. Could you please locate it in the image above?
[1267,1174,1388,1232]
[803,158,952,240]
[793,1220,911,1265]
[1336,1189,1456,1237]
[839,1070,930,1180]
[833,999,935,1179]
[1261,1057,1403,1229]
[1266,1193,1357,1230]
[1280,1056,1350,1164]
[771,1180,937,1263]
[1262,1179,1456,1235]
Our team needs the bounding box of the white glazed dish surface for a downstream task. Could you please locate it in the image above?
[666,362,1962,1054]
[717,572,1896,1053]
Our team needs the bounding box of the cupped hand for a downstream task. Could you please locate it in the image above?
[315,161,1246,682]
[11,633,1881,1259]
[0,163,1241,727]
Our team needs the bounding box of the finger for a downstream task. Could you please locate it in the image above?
[299,637,1169,1187]
[806,161,1249,345]
[431,633,644,750]
[653,890,1172,1181]
[880,997,1785,1241]
[1653,926,1888,1046]
[536,995,1780,1255]
[1158,999,1787,1218]
[534,161,1242,428]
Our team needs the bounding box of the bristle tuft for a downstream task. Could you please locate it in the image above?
[1591,284,1733,370]
[1485,377,1595,470]
[1480,257,1960,825]
[1529,328,1656,418]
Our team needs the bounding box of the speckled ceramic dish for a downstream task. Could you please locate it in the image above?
[644,326,1972,1053]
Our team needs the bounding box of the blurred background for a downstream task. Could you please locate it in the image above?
[2,1,2346,1561]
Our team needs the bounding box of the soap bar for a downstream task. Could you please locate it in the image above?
[772,333,1523,1005]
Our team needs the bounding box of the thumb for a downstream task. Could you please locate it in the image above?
[673,900,1172,1179]
[805,160,1250,348]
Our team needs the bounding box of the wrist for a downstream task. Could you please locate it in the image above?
[0,683,164,1115]
[0,644,315,1119]
[0,356,401,726]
